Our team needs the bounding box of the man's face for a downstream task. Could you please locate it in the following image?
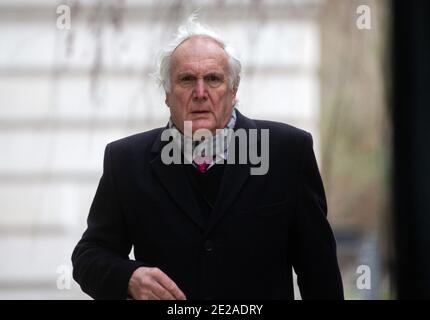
[165,36,237,135]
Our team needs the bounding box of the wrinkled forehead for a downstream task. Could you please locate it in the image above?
[170,36,229,73]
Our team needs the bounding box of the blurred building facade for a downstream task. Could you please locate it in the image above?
[0,0,388,299]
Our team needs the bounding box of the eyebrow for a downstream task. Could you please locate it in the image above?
[176,71,225,77]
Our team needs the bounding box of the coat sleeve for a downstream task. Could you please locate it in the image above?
[71,143,146,299]
[290,132,344,299]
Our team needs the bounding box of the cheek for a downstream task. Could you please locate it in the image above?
[212,89,229,104]
[174,90,192,106]
[168,91,184,107]
[217,91,234,108]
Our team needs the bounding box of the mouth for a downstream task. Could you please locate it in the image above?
[190,110,211,116]
[191,110,210,113]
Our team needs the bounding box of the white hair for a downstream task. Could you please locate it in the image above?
[155,14,241,94]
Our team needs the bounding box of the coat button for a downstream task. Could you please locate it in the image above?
[204,240,213,252]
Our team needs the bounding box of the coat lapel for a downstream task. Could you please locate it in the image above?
[149,110,260,234]
[205,110,259,235]
[149,129,206,231]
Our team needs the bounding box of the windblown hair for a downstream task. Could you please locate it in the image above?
[155,13,241,93]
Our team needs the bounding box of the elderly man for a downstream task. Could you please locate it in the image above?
[72,17,343,300]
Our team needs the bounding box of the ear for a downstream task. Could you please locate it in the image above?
[231,77,239,105]
[231,89,237,105]
[165,93,170,108]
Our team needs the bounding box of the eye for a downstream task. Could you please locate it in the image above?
[205,74,223,86]
[179,75,195,83]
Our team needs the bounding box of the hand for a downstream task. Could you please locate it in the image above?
[127,266,187,300]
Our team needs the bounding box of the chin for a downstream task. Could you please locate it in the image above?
[191,119,216,134]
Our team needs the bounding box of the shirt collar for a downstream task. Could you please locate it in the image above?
[167,105,237,167]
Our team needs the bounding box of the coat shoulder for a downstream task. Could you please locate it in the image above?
[253,119,312,146]
[107,127,163,155]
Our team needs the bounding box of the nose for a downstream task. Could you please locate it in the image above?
[192,78,208,101]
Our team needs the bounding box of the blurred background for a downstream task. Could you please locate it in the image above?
[0,0,391,299]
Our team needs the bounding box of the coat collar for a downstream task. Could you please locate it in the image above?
[149,109,258,233]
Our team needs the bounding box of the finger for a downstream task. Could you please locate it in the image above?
[150,280,176,300]
[152,268,187,300]
[145,289,161,300]
[155,269,187,300]
[135,287,160,300]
